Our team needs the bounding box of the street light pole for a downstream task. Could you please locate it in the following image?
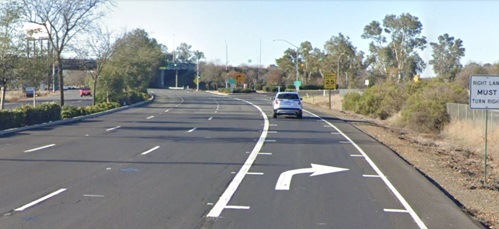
[225,40,228,88]
[273,39,300,91]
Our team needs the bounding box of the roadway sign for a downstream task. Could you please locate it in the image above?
[470,75,499,109]
[229,78,236,85]
[294,81,302,87]
[236,73,245,83]
[324,72,337,89]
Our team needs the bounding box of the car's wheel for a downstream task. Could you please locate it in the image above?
[297,112,303,119]
[273,113,277,118]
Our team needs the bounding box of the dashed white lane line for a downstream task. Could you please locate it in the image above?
[83,194,105,198]
[106,126,121,131]
[207,98,268,218]
[187,127,197,133]
[141,146,160,155]
[208,117,213,120]
[24,144,56,153]
[350,154,364,157]
[268,131,278,134]
[165,109,170,113]
[384,209,410,213]
[14,188,67,212]
[258,152,272,155]
[247,172,264,175]
[146,116,154,119]
[265,140,276,143]
[305,110,427,229]
[225,205,250,210]
[363,174,381,178]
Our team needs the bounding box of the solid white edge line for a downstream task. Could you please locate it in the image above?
[141,146,160,155]
[207,98,268,218]
[24,144,56,153]
[15,188,67,212]
[304,109,428,229]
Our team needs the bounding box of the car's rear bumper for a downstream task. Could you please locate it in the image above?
[274,108,302,115]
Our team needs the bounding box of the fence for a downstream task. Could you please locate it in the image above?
[446,103,499,125]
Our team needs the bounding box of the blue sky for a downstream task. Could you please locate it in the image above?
[102,0,499,77]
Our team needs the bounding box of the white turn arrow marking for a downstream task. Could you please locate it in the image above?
[275,164,348,190]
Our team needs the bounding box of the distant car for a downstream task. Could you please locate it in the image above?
[272,92,303,119]
[80,87,92,97]
[25,87,35,98]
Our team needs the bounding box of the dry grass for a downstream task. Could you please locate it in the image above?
[302,93,343,110]
[443,119,499,162]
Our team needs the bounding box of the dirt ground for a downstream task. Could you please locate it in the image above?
[303,95,498,229]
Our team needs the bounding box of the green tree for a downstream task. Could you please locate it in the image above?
[0,0,23,110]
[102,29,163,100]
[21,0,112,106]
[324,33,365,88]
[362,13,427,81]
[429,33,465,81]
[176,42,193,63]
[199,62,224,90]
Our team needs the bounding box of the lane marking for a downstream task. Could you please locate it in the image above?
[225,205,250,210]
[106,126,121,131]
[265,140,276,143]
[305,110,428,229]
[208,117,213,120]
[141,146,160,155]
[146,116,154,119]
[268,131,278,134]
[363,174,381,178]
[83,194,105,198]
[247,172,264,175]
[187,127,197,133]
[384,209,409,213]
[259,152,272,155]
[350,154,364,157]
[165,109,170,113]
[339,141,351,144]
[269,124,277,127]
[331,132,341,135]
[207,98,268,218]
[15,188,66,212]
[24,144,56,153]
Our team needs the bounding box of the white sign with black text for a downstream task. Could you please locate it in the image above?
[469,75,499,109]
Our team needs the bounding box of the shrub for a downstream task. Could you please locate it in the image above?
[262,85,286,92]
[342,92,362,112]
[352,80,408,119]
[301,85,324,90]
[401,78,468,133]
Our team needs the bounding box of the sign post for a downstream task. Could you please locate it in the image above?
[323,72,337,110]
[469,75,499,184]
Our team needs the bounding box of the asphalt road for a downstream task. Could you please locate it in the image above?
[0,89,483,229]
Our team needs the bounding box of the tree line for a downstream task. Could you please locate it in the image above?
[0,0,492,111]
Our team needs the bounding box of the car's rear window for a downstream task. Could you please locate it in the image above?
[277,94,299,100]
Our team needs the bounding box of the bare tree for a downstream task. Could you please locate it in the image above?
[75,25,116,105]
[21,0,112,106]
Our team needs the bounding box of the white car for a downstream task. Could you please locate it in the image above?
[272,92,303,119]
